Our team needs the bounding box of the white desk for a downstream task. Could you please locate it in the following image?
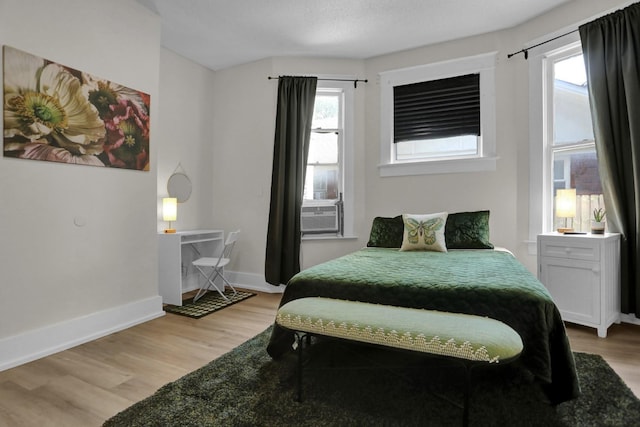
[158,229,224,305]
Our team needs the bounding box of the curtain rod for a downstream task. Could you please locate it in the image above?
[268,76,368,88]
[507,29,578,60]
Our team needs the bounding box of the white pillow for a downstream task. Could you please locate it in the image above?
[400,212,448,252]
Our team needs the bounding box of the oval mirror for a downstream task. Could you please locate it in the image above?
[167,172,192,203]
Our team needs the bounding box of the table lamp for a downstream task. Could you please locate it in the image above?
[556,188,576,233]
[163,197,177,233]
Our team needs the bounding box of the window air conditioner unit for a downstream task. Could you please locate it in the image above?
[301,205,339,234]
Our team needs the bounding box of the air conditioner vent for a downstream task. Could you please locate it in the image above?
[301,205,339,234]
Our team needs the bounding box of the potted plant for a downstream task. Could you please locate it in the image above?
[591,208,606,234]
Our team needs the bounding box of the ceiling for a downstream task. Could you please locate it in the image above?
[135,0,572,71]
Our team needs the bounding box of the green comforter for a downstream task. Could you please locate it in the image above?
[267,248,580,404]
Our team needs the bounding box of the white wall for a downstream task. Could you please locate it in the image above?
[365,0,634,275]
[210,58,275,284]
[211,0,633,279]
[364,32,520,255]
[211,57,366,281]
[156,49,216,231]
[0,0,163,370]
[511,0,634,272]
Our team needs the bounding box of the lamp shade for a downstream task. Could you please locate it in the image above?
[555,188,576,218]
[162,197,177,221]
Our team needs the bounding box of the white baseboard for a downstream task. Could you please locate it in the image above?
[0,271,282,372]
[227,270,285,294]
[0,296,164,372]
[621,313,640,326]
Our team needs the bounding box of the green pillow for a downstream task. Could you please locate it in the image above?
[445,210,494,249]
[367,215,404,248]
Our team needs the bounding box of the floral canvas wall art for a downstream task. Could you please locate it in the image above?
[3,45,150,170]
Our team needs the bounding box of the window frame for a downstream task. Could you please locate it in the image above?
[304,88,343,204]
[301,78,355,239]
[528,32,592,253]
[378,52,497,177]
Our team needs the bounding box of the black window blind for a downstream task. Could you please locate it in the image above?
[393,73,480,143]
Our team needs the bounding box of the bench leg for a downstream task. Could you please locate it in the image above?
[463,363,470,427]
[294,332,306,402]
[461,362,480,427]
[290,330,475,427]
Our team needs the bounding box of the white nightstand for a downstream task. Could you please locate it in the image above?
[537,232,620,338]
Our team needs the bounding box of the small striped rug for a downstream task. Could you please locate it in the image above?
[164,289,255,319]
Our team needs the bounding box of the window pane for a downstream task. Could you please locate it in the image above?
[304,165,339,200]
[554,54,587,86]
[552,149,604,232]
[305,126,339,201]
[550,51,603,233]
[308,132,338,164]
[312,95,339,129]
[395,135,477,161]
[553,54,594,146]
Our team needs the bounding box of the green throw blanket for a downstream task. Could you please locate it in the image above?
[267,248,580,404]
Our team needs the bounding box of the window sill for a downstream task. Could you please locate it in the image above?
[378,156,497,177]
[302,234,358,241]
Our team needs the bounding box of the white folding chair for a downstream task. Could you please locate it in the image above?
[192,230,240,302]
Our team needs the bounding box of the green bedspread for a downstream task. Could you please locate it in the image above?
[267,248,580,404]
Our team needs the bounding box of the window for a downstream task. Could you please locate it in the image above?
[394,73,480,161]
[548,47,603,233]
[379,52,497,177]
[528,35,605,249]
[304,90,341,203]
[302,79,355,238]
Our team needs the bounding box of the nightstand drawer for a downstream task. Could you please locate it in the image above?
[539,239,599,261]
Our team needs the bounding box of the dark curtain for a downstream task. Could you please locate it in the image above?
[579,2,640,317]
[265,76,317,286]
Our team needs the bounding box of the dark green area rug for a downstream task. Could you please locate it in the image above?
[104,326,640,426]
[164,290,255,319]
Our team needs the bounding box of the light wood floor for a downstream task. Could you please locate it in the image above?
[0,291,638,427]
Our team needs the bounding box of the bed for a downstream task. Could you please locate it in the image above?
[266,212,580,404]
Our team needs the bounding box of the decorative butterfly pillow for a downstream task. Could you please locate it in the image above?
[400,212,448,252]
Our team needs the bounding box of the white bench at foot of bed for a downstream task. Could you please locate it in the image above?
[276,297,523,427]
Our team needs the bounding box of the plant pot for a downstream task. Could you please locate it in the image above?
[591,221,605,234]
